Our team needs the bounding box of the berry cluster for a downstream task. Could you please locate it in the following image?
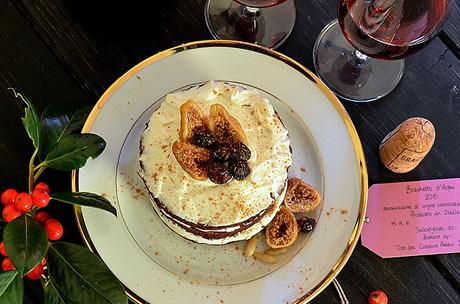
[1,182,50,222]
[193,131,252,184]
[0,182,64,280]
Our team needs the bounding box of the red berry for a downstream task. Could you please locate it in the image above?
[41,257,47,265]
[32,189,50,208]
[26,263,43,280]
[0,242,7,256]
[35,211,51,225]
[45,219,64,241]
[368,290,388,304]
[2,205,21,222]
[34,182,50,194]
[1,258,14,271]
[1,189,18,206]
[14,192,33,213]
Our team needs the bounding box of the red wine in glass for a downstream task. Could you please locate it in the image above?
[313,0,453,102]
[234,0,288,8]
[338,0,449,60]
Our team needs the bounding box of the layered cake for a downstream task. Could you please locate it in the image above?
[138,81,292,244]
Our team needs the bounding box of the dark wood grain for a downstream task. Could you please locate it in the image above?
[2,0,460,303]
[443,1,460,50]
[315,246,460,304]
[12,0,212,99]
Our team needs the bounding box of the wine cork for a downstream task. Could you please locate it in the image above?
[379,117,435,173]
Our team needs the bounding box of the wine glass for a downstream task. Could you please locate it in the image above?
[313,0,454,102]
[205,0,296,49]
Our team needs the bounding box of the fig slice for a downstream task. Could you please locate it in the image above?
[284,178,321,213]
[265,205,298,249]
[179,100,208,143]
[208,104,248,145]
[172,141,211,180]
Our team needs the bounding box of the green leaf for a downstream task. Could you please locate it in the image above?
[39,104,91,160]
[43,133,106,171]
[48,243,127,304]
[8,89,41,149]
[51,192,117,217]
[44,280,66,304]
[0,271,23,304]
[2,215,48,276]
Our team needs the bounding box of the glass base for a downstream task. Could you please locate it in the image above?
[313,20,405,102]
[204,0,296,49]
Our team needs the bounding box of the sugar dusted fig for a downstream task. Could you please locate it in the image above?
[172,141,211,180]
[179,100,208,143]
[297,217,317,233]
[213,145,233,162]
[284,178,321,213]
[191,128,216,148]
[208,162,232,184]
[265,205,298,249]
[229,160,250,180]
[208,104,248,145]
[231,142,251,161]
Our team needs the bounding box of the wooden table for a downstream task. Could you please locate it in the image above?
[0,0,459,303]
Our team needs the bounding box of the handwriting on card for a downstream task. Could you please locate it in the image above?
[361,178,460,258]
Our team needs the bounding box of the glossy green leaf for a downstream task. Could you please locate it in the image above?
[8,89,41,149]
[51,192,116,216]
[43,133,106,171]
[48,243,127,304]
[44,280,66,304]
[0,271,23,304]
[39,104,91,160]
[2,215,48,276]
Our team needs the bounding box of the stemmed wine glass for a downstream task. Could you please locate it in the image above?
[205,0,296,49]
[313,0,454,102]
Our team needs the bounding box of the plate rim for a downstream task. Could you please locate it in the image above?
[72,39,368,304]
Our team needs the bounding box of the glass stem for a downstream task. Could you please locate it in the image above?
[350,49,370,67]
[242,6,261,19]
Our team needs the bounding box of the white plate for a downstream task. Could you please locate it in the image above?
[73,40,367,304]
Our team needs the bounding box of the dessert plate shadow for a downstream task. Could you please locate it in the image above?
[73,40,367,304]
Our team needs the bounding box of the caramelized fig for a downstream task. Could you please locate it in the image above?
[208,104,248,145]
[284,178,321,213]
[172,141,211,180]
[179,100,208,143]
[265,205,298,249]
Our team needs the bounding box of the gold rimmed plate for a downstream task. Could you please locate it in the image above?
[73,40,367,304]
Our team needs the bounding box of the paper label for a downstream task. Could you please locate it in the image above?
[361,178,460,258]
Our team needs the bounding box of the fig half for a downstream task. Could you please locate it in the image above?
[172,141,211,180]
[208,104,248,145]
[265,205,298,249]
[284,178,321,213]
[179,100,207,143]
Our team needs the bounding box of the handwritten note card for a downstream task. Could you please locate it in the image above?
[361,178,460,258]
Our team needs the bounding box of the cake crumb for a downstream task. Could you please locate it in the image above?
[300,167,306,172]
[341,209,348,215]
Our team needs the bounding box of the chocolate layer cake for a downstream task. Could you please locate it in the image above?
[138,81,292,244]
